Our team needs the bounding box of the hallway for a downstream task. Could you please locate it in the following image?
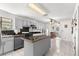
[46,38,74,56]
[47,39,74,56]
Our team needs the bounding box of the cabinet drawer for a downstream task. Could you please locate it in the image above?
[0,45,3,55]
[1,37,14,42]
[1,36,14,54]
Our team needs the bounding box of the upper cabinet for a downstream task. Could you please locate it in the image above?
[15,16,46,33]
[15,17,22,31]
[0,17,12,30]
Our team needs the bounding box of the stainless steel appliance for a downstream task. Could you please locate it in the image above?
[14,36,24,50]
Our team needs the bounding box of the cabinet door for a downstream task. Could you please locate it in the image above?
[0,44,3,55]
[15,18,22,30]
[4,38,14,53]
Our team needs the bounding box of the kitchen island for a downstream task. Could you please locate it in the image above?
[22,35,50,56]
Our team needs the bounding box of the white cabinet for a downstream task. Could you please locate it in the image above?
[0,17,12,30]
[0,44,3,55]
[22,19,28,27]
[4,38,14,53]
[15,16,46,34]
[15,18,22,31]
[33,38,50,56]
[1,36,14,54]
[15,17,30,31]
[24,37,50,56]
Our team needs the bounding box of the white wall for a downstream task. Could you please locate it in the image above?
[58,19,72,41]
[72,3,79,56]
[45,18,73,40]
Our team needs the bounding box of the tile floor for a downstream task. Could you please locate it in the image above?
[4,48,24,56]
[46,39,74,56]
[3,37,75,56]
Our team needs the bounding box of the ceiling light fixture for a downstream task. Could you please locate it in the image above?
[28,3,47,16]
[28,3,59,24]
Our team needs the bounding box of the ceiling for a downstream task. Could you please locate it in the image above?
[41,3,76,19]
[0,3,76,22]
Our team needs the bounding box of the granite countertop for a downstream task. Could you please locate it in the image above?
[22,35,50,43]
[1,34,50,43]
[1,35,14,38]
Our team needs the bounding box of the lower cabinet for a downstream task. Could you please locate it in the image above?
[0,36,14,55]
[33,38,50,56]
[24,37,50,56]
[0,44,3,55]
[4,39,14,53]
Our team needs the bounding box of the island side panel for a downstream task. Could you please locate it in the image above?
[24,40,33,56]
[33,37,50,56]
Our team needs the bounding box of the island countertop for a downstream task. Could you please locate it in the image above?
[24,35,51,56]
[21,35,50,43]
[1,34,50,43]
